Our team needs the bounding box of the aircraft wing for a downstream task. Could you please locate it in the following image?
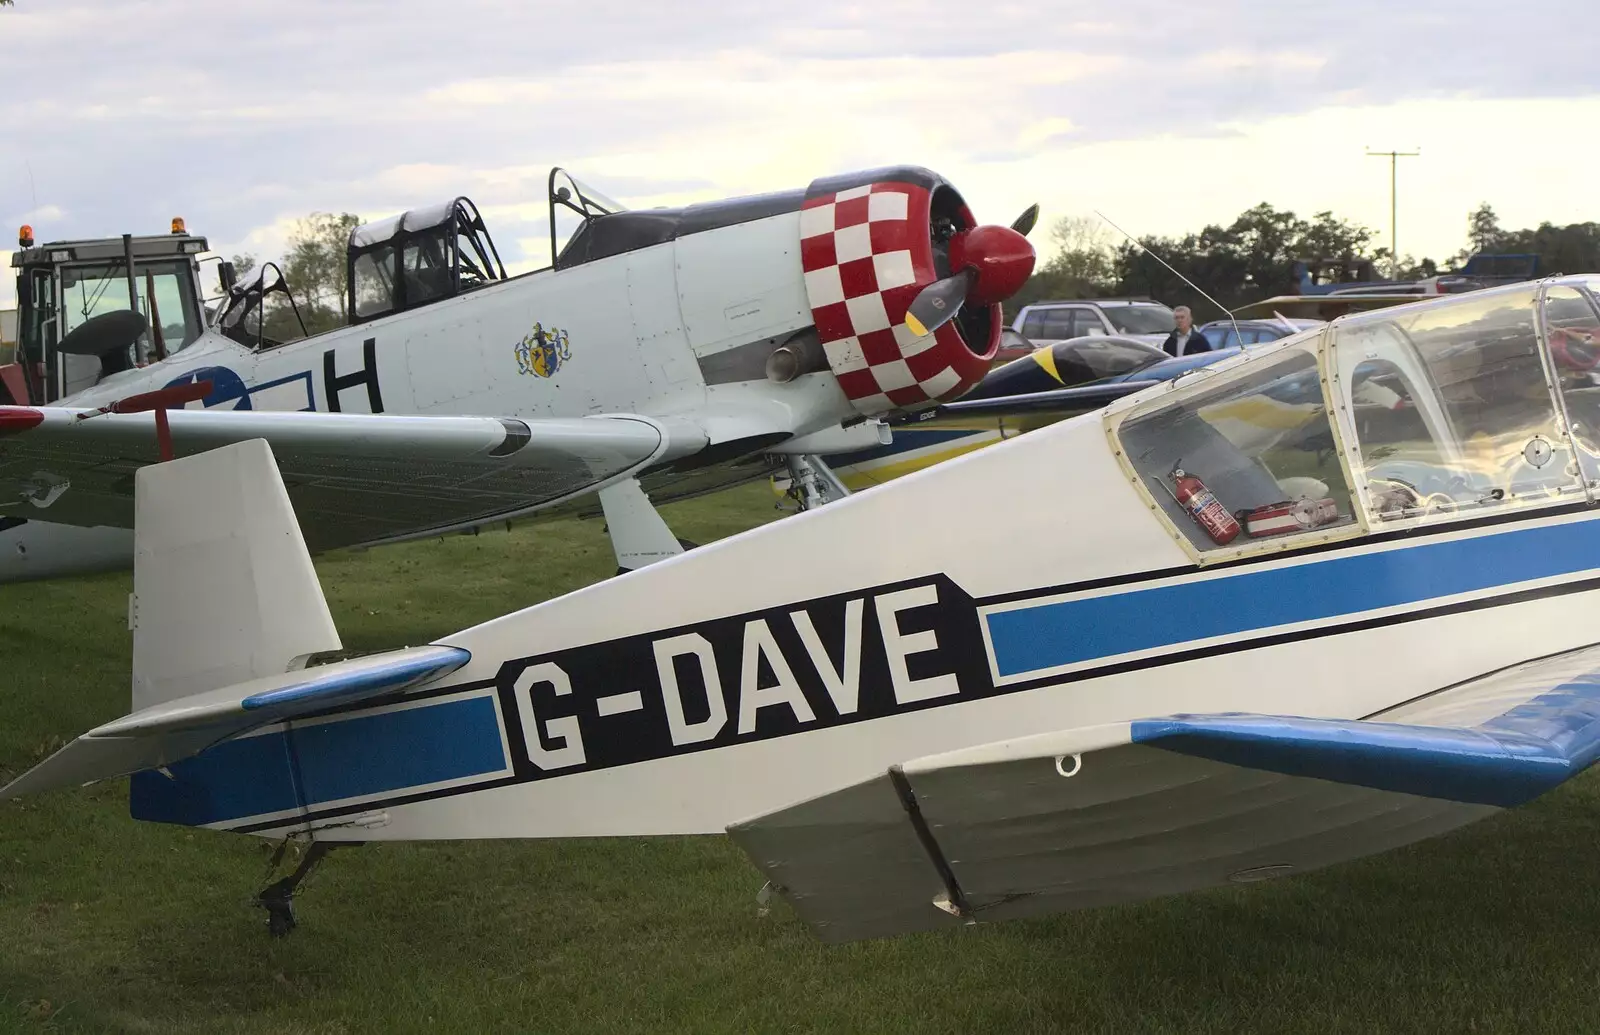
[0,406,703,551]
[729,644,1600,942]
[919,382,1153,419]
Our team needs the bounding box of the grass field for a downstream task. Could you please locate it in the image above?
[4,483,1600,1034]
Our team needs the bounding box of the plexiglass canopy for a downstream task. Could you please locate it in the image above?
[1109,277,1600,561]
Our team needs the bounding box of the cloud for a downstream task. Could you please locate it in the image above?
[16,204,65,225]
[2,0,1600,310]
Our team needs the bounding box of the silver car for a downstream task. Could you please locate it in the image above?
[1011,299,1176,348]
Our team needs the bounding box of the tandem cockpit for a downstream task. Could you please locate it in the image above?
[1106,278,1600,560]
[215,170,629,350]
[217,196,510,350]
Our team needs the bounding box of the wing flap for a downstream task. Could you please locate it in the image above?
[0,407,702,550]
[731,644,1600,942]
[731,741,1488,943]
[730,772,963,942]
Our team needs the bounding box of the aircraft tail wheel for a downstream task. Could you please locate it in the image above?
[1054,754,1082,778]
[253,841,352,938]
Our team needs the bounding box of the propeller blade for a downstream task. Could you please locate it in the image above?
[905,269,976,337]
[1011,204,1040,238]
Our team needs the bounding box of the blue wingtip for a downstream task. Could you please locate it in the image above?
[240,645,471,713]
[1130,712,1583,809]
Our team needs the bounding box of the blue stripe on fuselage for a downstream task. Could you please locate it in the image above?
[984,515,1600,680]
[130,693,506,827]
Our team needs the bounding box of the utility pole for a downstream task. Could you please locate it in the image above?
[1366,147,1420,280]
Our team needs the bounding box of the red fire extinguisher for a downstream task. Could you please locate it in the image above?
[1172,466,1241,546]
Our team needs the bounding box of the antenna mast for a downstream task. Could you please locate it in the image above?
[1094,210,1241,348]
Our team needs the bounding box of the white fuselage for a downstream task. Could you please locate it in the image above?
[150,410,1600,842]
[0,211,850,580]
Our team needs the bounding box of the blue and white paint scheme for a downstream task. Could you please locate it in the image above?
[10,278,1600,944]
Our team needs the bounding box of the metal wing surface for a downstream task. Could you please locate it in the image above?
[730,644,1600,942]
[0,407,698,551]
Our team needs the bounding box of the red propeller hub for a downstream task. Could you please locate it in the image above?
[949,225,1036,306]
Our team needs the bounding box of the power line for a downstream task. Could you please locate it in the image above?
[1365,147,1420,279]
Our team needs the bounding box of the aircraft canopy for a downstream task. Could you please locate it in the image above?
[1106,277,1600,563]
[346,197,506,325]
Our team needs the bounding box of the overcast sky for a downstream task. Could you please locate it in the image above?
[4,0,1599,307]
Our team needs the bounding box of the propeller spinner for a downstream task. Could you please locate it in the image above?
[905,206,1038,338]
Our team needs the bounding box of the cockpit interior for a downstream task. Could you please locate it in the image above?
[1113,279,1600,556]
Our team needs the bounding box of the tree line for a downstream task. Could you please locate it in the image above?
[1010,203,1600,322]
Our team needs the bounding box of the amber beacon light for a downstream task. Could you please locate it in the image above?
[18,224,33,248]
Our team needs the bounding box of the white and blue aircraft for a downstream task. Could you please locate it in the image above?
[6,278,1600,942]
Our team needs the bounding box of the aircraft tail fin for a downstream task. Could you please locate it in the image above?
[131,438,342,710]
[1,438,474,827]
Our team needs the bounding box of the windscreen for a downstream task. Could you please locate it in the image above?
[59,259,203,352]
[1540,281,1600,492]
[1052,337,1165,381]
[219,264,307,349]
[352,246,398,320]
[1332,284,1580,522]
[1104,305,1175,335]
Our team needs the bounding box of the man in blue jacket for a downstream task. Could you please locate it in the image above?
[1161,306,1211,357]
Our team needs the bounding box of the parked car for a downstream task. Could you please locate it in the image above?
[993,328,1036,364]
[1011,298,1176,348]
[1199,317,1322,351]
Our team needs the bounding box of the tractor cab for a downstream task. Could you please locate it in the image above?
[345,197,506,325]
[9,221,211,403]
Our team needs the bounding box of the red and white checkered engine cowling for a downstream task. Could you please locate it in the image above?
[799,168,1000,414]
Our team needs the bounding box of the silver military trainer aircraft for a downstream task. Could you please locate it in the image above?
[0,166,1038,579]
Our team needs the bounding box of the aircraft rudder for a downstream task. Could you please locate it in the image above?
[131,438,341,711]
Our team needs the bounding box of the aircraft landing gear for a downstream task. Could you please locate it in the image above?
[778,454,851,512]
[254,840,354,937]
